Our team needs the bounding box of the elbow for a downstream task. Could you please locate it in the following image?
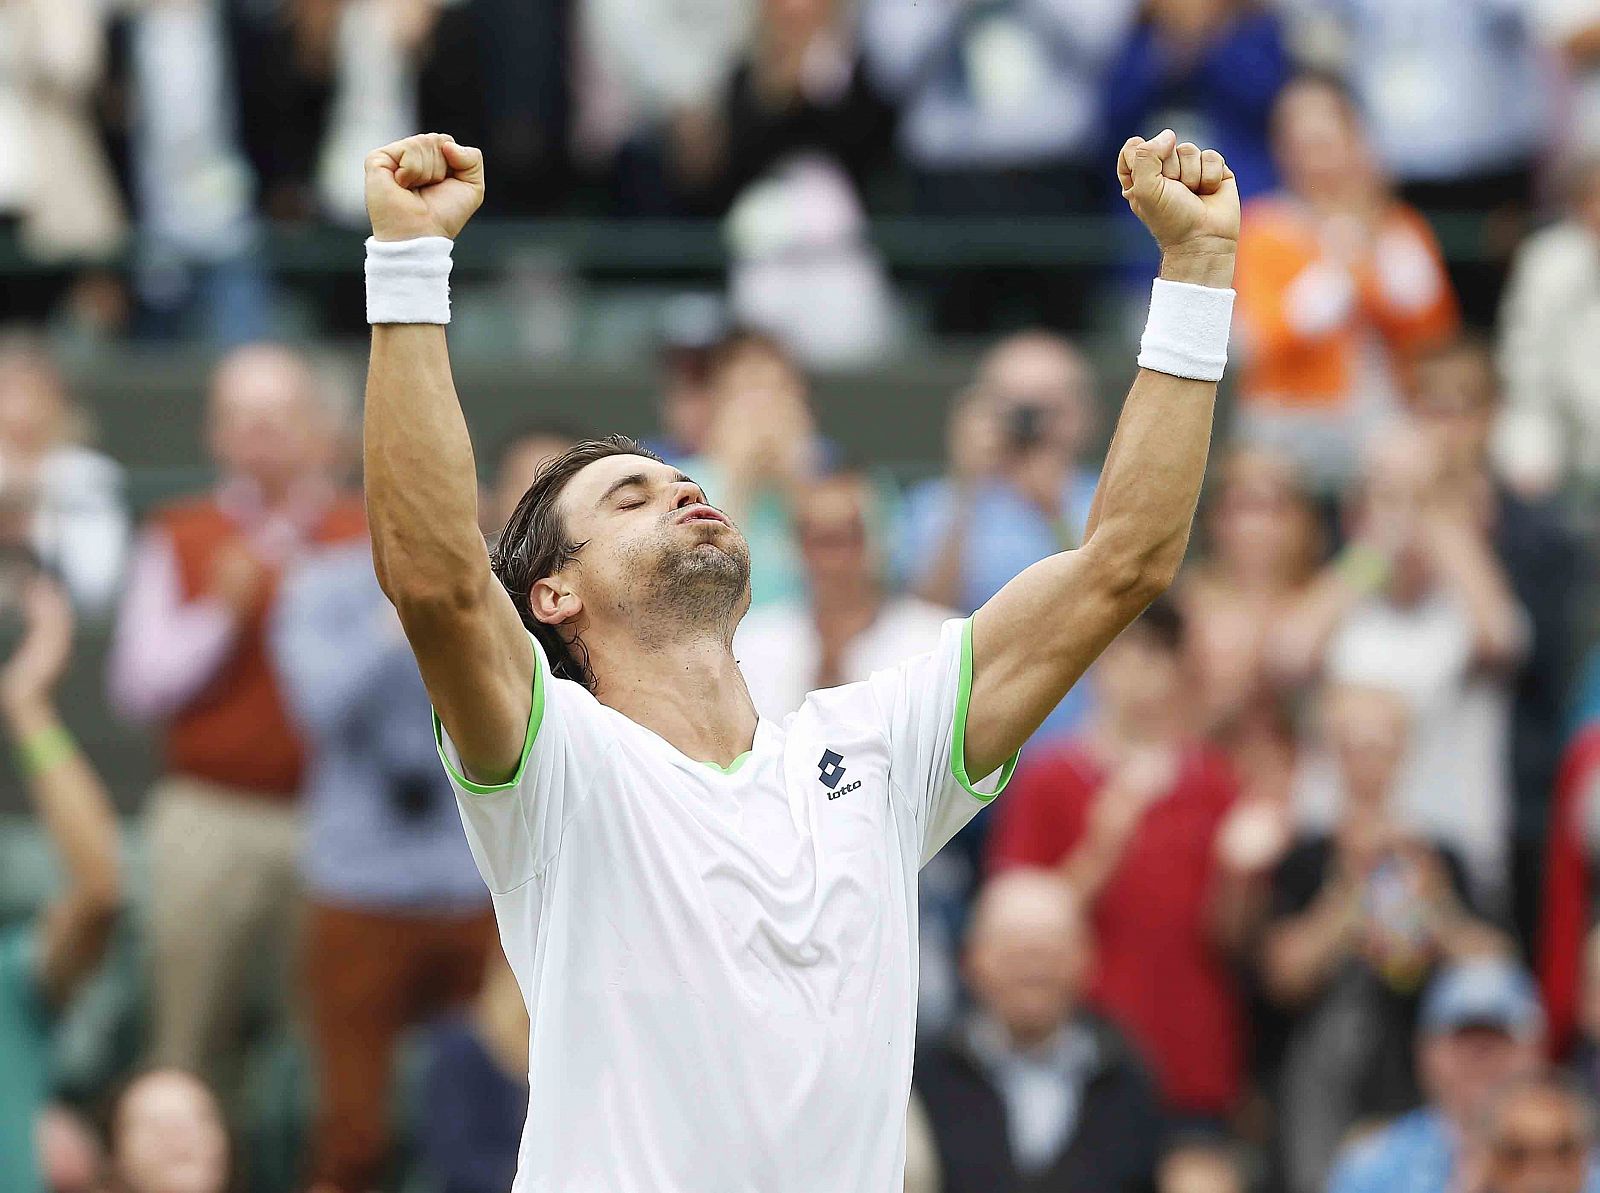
[1090,533,1187,613]
[386,571,496,631]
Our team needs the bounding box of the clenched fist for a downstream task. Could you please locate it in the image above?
[364,132,485,242]
[1118,129,1238,287]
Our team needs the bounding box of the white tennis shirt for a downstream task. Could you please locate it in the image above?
[434,616,1015,1192]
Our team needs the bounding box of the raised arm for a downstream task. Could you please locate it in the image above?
[964,131,1238,775]
[362,134,533,785]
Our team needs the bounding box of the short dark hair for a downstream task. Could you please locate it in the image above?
[490,434,662,690]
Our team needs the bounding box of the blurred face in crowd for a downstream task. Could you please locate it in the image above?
[37,1104,104,1193]
[1158,1144,1246,1193]
[761,0,835,43]
[1271,77,1376,204]
[206,345,339,499]
[1323,683,1410,811]
[111,1071,229,1193]
[796,474,877,597]
[1572,159,1600,238]
[491,431,577,530]
[964,871,1089,1049]
[1206,447,1319,589]
[1420,1026,1542,1130]
[660,347,717,457]
[1351,423,1439,598]
[1482,1082,1593,1193]
[707,337,815,469]
[1094,614,1185,731]
[1411,341,1498,477]
[975,332,1094,466]
[0,345,70,458]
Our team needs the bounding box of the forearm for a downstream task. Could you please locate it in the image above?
[1059,833,1126,905]
[365,325,493,606]
[1429,523,1528,668]
[4,698,120,909]
[1263,885,1358,1005]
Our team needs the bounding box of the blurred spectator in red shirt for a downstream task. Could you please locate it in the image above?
[1232,72,1458,489]
[108,344,365,1099]
[1539,723,1600,1056]
[988,597,1248,1123]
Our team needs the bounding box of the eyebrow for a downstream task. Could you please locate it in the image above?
[595,470,694,508]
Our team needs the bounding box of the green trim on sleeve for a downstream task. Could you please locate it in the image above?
[432,642,545,796]
[949,617,1020,803]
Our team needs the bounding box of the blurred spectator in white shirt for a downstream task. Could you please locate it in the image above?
[861,0,1138,331]
[1276,421,1528,908]
[734,466,952,721]
[1496,156,1600,500]
[1285,0,1548,327]
[0,333,129,618]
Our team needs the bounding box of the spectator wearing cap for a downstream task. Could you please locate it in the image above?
[1463,1070,1600,1193]
[1325,958,1548,1193]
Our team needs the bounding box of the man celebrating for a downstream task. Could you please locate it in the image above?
[361,129,1237,1191]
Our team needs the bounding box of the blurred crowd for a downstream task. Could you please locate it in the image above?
[7,0,1600,351]
[10,0,1600,1192]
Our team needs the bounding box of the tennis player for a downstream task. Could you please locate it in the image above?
[361,128,1238,1191]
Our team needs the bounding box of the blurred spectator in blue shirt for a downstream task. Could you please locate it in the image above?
[898,331,1099,740]
[1325,958,1549,1193]
[1102,0,1289,205]
[272,541,496,1192]
[417,950,530,1193]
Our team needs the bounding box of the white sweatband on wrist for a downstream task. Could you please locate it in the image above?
[365,236,453,324]
[1137,278,1235,382]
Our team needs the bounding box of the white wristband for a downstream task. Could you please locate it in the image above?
[1137,278,1235,382]
[365,236,453,324]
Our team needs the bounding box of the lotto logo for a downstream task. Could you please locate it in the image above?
[817,749,846,790]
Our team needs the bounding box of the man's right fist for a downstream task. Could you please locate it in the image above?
[364,132,485,242]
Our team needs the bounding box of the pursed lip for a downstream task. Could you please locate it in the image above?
[677,504,729,527]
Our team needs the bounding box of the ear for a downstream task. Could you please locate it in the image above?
[529,575,583,627]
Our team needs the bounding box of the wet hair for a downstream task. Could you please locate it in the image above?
[490,435,663,691]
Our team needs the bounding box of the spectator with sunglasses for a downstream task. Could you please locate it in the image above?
[1464,1071,1600,1193]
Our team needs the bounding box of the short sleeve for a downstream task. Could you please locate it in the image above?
[867,617,1019,865]
[432,634,612,893]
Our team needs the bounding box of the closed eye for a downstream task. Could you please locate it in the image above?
[617,498,646,511]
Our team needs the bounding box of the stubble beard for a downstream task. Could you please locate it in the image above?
[637,532,751,645]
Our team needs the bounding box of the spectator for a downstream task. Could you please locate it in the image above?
[682,331,822,608]
[988,598,1249,1124]
[0,573,121,1193]
[695,0,895,211]
[271,538,495,1193]
[1232,72,1459,489]
[1289,0,1546,327]
[1276,421,1526,904]
[483,423,581,534]
[417,950,530,1193]
[1466,1071,1600,1193]
[1408,336,1577,948]
[108,344,366,1096]
[36,1104,104,1193]
[860,0,1137,331]
[1539,722,1600,1055]
[1179,445,1322,808]
[0,334,130,617]
[103,1070,230,1193]
[1263,683,1510,1193]
[1536,2,1600,152]
[914,870,1164,1193]
[1324,958,1548,1193]
[0,0,124,324]
[1496,155,1600,499]
[898,331,1100,739]
[1158,1139,1249,1193]
[735,467,951,721]
[905,1091,942,1193]
[645,294,728,465]
[1567,930,1600,1102]
[1103,0,1291,206]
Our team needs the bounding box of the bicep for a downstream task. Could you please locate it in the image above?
[964,543,1144,776]
[399,570,535,787]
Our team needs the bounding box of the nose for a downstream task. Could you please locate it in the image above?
[672,481,709,509]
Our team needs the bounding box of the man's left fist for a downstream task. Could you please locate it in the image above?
[1118,130,1239,269]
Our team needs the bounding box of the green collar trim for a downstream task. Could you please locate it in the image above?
[700,750,753,775]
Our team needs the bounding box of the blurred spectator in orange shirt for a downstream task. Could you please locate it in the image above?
[1232,72,1459,489]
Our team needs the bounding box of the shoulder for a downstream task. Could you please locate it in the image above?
[1240,195,1310,242]
[1330,1110,1446,1188]
[42,445,123,489]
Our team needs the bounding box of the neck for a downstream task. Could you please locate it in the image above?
[589,626,757,768]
